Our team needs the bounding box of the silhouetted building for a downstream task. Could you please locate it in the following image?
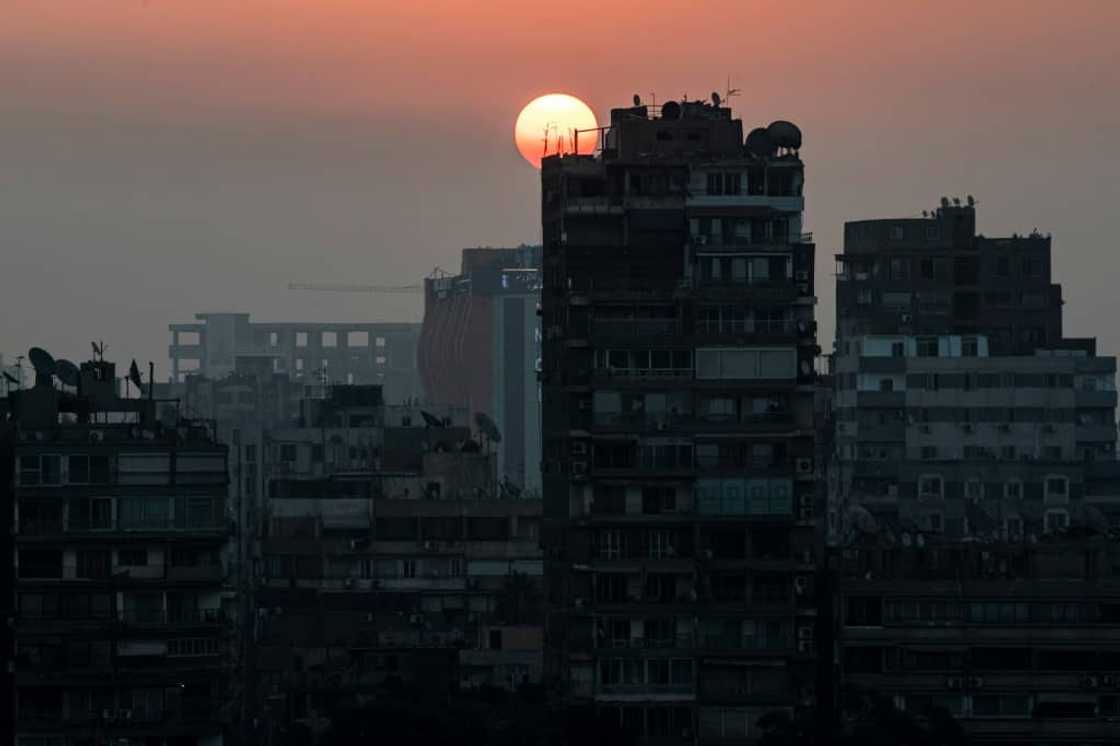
[248,385,543,741]
[541,99,820,743]
[168,312,422,403]
[2,354,234,746]
[418,246,542,495]
[830,200,1120,743]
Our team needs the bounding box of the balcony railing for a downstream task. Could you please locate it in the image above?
[591,319,682,338]
[597,633,696,650]
[702,634,791,651]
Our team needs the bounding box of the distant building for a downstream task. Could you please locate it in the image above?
[418,246,542,495]
[830,201,1120,743]
[248,384,543,740]
[168,312,423,403]
[541,99,821,743]
[1,354,234,746]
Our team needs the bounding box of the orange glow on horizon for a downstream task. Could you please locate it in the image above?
[514,94,598,169]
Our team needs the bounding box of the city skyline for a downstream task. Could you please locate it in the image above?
[3,1,1120,376]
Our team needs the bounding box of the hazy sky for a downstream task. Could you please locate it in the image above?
[2,1,1118,378]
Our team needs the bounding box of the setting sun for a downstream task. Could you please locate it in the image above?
[514,93,598,169]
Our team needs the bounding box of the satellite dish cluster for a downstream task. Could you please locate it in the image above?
[746,120,802,157]
[27,347,81,389]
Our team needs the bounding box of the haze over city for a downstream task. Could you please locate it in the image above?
[2,0,1118,374]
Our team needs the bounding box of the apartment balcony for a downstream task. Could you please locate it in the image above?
[701,634,792,654]
[118,608,226,627]
[590,319,684,343]
[595,682,695,698]
[595,633,697,652]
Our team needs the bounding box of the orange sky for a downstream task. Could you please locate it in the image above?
[2,0,1119,373]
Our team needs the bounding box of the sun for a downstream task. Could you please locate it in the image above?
[514,93,598,169]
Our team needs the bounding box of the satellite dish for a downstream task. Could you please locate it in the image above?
[745,127,776,157]
[846,505,878,534]
[633,93,642,107]
[952,197,961,206]
[420,410,445,429]
[56,359,80,387]
[967,194,976,206]
[473,412,502,443]
[766,120,802,150]
[916,534,926,548]
[711,91,721,106]
[28,347,57,386]
[660,100,681,120]
[940,196,950,208]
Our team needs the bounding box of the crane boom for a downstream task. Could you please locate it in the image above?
[287,282,422,294]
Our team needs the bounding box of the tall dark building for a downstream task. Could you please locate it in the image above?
[2,354,234,746]
[830,200,1120,743]
[541,99,820,743]
[418,245,543,494]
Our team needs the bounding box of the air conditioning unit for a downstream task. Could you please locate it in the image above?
[795,458,813,475]
[1082,675,1099,689]
[701,549,714,560]
[423,540,435,551]
[968,676,984,689]
[797,640,814,654]
[343,578,355,589]
[886,484,899,497]
[88,430,105,443]
[571,461,588,477]
[793,576,808,595]
[900,313,913,324]
[573,598,587,609]
[102,709,116,721]
[1104,675,1117,687]
[946,677,962,690]
[571,441,588,456]
[696,235,708,245]
[795,270,809,281]
[408,614,423,625]
[118,709,133,721]
[363,612,375,623]
[797,625,814,640]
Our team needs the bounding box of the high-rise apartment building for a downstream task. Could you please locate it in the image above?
[2,354,234,746]
[418,246,543,495]
[541,99,820,743]
[830,201,1120,743]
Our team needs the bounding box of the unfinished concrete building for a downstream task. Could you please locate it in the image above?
[830,201,1120,743]
[540,99,820,743]
[1,352,234,746]
[248,385,543,742]
[168,313,422,403]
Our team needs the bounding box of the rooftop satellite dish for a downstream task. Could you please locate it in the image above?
[745,127,776,157]
[420,410,445,428]
[940,196,950,208]
[633,93,642,107]
[952,197,961,206]
[922,210,929,218]
[473,412,502,443]
[767,120,802,150]
[711,91,721,107]
[846,504,878,534]
[28,347,57,387]
[967,194,976,206]
[56,359,80,387]
[660,100,681,120]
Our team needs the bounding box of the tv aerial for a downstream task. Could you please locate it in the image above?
[28,347,57,387]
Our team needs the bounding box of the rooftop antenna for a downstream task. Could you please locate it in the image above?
[724,76,741,105]
[91,341,106,362]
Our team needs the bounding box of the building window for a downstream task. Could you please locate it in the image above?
[928,513,944,532]
[964,479,984,500]
[296,332,308,348]
[962,337,979,357]
[1044,509,1069,533]
[1003,480,1023,500]
[400,559,416,579]
[857,289,873,305]
[918,474,943,498]
[118,548,148,566]
[1000,445,1016,460]
[1005,517,1023,538]
[322,331,337,347]
[890,225,905,240]
[920,259,935,280]
[995,257,1010,277]
[891,342,905,358]
[707,173,724,196]
[916,337,939,357]
[879,378,894,392]
[1044,475,1069,503]
[67,455,90,484]
[920,446,939,461]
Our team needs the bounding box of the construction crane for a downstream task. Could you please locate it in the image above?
[286,267,449,295]
[287,282,421,294]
